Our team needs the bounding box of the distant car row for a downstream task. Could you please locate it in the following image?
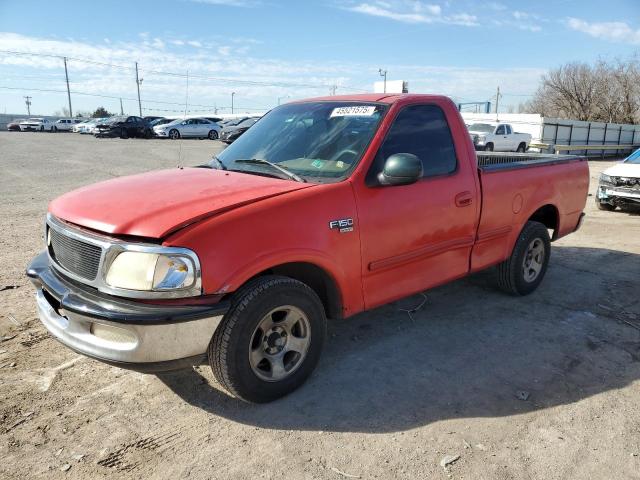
[7,115,261,143]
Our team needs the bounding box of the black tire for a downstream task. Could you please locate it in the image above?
[209,276,326,403]
[595,198,616,211]
[208,129,219,140]
[485,143,494,152]
[144,128,153,139]
[40,125,44,132]
[169,129,180,140]
[53,126,58,132]
[516,143,526,153]
[120,127,129,139]
[496,221,551,296]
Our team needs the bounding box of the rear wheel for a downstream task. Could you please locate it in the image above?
[209,276,326,403]
[169,129,180,140]
[516,142,526,153]
[497,221,550,296]
[52,126,58,132]
[485,142,494,152]
[208,130,219,140]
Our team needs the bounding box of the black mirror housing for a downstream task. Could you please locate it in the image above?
[377,153,423,186]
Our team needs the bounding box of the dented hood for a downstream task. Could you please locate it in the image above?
[49,167,313,238]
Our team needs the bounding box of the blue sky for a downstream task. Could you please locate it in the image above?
[0,0,638,116]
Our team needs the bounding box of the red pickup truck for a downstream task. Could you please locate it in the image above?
[27,94,589,403]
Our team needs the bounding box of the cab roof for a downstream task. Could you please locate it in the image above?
[292,93,449,105]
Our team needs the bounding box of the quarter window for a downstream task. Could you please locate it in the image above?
[370,104,457,180]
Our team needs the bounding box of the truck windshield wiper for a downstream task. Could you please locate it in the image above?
[235,158,305,183]
[209,155,227,170]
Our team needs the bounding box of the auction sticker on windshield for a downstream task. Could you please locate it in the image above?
[330,106,377,117]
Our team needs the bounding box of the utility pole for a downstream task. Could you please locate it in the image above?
[24,96,32,115]
[63,57,73,117]
[119,98,124,115]
[378,68,387,93]
[135,62,143,117]
[231,92,235,114]
[495,86,501,114]
[330,84,337,96]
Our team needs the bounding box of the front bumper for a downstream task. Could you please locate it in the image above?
[154,130,169,137]
[27,251,229,372]
[597,184,640,205]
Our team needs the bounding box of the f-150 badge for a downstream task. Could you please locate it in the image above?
[329,218,354,233]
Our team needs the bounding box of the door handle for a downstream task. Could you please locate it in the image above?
[455,191,473,207]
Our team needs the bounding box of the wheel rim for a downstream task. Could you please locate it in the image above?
[170,130,179,139]
[209,130,218,139]
[249,305,311,382]
[522,238,545,282]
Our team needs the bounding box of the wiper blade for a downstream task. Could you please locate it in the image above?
[235,158,305,183]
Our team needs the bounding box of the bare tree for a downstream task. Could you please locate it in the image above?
[521,54,640,124]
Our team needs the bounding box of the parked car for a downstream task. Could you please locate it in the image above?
[19,117,55,132]
[6,119,22,131]
[205,116,223,123]
[596,148,640,211]
[53,118,82,132]
[27,94,588,403]
[149,117,173,128]
[153,117,221,140]
[144,116,163,123]
[73,118,101,134]
[467,122,532,152]
[220,117,259,143]
[94,115,153,139]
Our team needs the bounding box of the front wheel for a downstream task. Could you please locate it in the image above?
[496,221,551,296]
[208,276,326,403]
[595,198,616,211]
[516,142,526,153]
[484,142,494,152]
[169,129,180,140]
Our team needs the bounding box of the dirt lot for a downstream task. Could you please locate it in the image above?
[0,131,639,479]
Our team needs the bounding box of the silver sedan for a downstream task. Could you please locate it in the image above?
[153,118,222,140]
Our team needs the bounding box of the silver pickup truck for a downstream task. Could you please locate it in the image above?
[467,122,532,152]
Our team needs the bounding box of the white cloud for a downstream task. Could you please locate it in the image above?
[345,1,479,26]
[187,40,203,48]
[567,17,640,45]
[218,46,232,56]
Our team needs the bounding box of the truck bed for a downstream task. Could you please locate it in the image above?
[477,152,585,171]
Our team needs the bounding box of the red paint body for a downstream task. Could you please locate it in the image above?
[49,94,589,318]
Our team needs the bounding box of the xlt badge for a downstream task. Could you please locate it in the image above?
[329,218,354,233]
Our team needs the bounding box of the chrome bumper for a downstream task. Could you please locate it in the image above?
[35,289,223,367]
[28,251,229,372]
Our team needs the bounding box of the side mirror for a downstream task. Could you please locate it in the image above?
[377,153,423,186]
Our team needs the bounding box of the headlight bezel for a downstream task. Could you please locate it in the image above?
[599,173,614,185]
[46,214,202,300]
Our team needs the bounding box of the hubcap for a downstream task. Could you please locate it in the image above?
[249,305,311,382]
[522,238,545,282]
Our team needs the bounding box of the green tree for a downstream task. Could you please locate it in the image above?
[92,107,113,118]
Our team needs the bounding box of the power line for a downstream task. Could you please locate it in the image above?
[0,49,368,92]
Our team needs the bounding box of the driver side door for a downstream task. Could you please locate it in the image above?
[354,103,478,309]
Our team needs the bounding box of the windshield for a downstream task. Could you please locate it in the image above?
[237,118,258,128]
[213,102,387,182]
[625,148,640,164]
[467,123,495,133]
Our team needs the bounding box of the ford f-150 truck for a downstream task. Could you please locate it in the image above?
[467,122,532,152]
[27,94,589,403]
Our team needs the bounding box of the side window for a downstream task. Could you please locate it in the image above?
[370,104,457,180]
[505,125,512,134]
[496,125,506,135]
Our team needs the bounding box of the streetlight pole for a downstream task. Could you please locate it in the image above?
[378,68,387,93]
[231,92,235,114]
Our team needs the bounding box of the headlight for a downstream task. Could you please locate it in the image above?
[599,173,613,184]
[105,251,198,293]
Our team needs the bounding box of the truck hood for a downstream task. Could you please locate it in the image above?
[467,130,490,136]
[604,162,640,178]
[49,167,313,238]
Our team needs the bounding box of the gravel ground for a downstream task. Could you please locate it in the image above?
[0,131,639,480]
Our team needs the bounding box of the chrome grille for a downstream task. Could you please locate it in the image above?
[48,226,103,281]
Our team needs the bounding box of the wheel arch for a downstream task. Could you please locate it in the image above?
[229,261,343,320]
[527,203,559,240]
